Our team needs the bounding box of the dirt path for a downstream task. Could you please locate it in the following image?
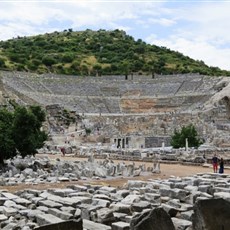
[1,154,229,193]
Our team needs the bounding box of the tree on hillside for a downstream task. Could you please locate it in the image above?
[0,105,47,164]
[170,124,203,149]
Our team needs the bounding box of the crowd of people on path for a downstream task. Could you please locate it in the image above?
[212,154,224,173]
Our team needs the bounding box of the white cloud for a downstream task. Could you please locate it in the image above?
[64,1,146,29]
[145,2,230,70]
[0,2,60,24]
[0,1,144,39]
[0,1,230,71]
[0,2,68,40]
[146,34,230,70]
[148,17,176,26]
[175,2,230,45]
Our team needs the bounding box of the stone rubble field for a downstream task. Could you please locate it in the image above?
[0,156,229,229]
[0,155,154,187]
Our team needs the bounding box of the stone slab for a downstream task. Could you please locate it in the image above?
[83,219,111,230]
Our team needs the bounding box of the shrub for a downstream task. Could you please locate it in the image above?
[170,124,203,149]
[42,56,57,66]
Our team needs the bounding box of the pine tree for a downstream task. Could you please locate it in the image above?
[170,124,203,148]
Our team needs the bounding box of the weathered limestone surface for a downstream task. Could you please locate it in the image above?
[36,213,63,225]
[83,219,111,230]
[192,198,230,230]
[130,207,175,230]
[112,221,130,230]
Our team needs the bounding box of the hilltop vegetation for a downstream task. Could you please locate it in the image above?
[0,29,229,76]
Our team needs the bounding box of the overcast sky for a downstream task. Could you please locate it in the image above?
[0,0,230,70]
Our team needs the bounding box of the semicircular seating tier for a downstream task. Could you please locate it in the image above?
[0,71,224,114]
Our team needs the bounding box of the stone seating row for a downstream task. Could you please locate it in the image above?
[3,75,212,97]
[1,71,221,97]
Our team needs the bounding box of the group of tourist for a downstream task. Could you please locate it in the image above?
[212,154,224,173]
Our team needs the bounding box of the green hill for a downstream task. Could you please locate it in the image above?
[0,29,229,76]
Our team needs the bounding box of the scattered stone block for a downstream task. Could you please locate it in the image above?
[38,200,62,208]
[161,204,179,217]
[48,208,73,220]
[172,217,192,230]
[3,207,17,217]
[1,192,18,199]
[96,207,115,224]
[36,213,63,226]
[159,188,188,202]
[92,198,110,207]
[60,206,76,214]
[0,214,8,222]
[48,188,75,197]
[20,209,44,219]
[0,198,8,205]
[121,195,140,205]
[214,191,230,202]
[83,219,111,230]
[13,198,32,206]
[130,207,175,230]
[2,223,18,230]
[112,221,130,230]
[131,201,151,212]
[180,210,194,221]
[110,203,132,215]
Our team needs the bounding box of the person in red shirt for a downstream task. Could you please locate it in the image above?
[60,147,65,157]
[212,154,218,173]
